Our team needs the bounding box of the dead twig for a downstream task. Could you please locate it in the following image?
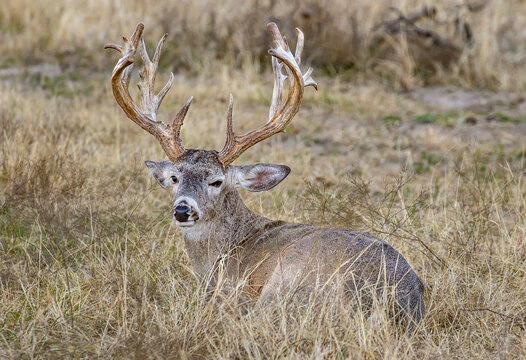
[374,6,459,52]
[374,6,438,34]
[459,308,526,330]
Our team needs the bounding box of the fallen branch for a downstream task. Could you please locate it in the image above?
[374,6,438,34]
[374,6,460,52]
[459,308,526,330]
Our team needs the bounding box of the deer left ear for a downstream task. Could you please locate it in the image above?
[145,160,173,188]
[230,164,291,192]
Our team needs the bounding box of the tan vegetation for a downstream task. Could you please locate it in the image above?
[1,0,526,358]
[2,0,526,90]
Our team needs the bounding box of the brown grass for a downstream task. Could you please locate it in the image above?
[2,0,526,358]
[2,0,526,90]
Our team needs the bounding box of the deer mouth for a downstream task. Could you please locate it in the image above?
[176,219,196,227]
[174,215,199,227]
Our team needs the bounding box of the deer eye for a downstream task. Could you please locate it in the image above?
[171,175,178,184]
[209,180,223,188]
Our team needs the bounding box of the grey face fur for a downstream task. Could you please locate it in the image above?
[145,150,290,227]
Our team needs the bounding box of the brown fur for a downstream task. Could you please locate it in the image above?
[146,150,425,324]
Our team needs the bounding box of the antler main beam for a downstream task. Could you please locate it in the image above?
[106,22,315,165]
[218,22,317,165]
[105,23,192,162]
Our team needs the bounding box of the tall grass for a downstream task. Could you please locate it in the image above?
[1,63,526,356]
[1,0,526,358]
[2,0,526,90]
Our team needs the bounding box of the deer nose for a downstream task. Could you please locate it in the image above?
[174,205,192,222]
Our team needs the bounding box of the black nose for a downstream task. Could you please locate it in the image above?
[174,205,191,222]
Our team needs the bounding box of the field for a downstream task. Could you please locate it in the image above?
[1,0,526,358]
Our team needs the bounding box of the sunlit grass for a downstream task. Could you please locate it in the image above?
[1,64,526,357]
[2,0,526,357]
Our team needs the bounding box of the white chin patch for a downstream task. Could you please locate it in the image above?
[176,220,196,227]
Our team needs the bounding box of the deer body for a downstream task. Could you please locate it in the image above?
[106,23,425,324]
[146,150,424,323]
[189,210,425,322]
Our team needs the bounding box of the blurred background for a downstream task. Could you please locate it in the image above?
[2,0,526,90]
[2,0,526,358]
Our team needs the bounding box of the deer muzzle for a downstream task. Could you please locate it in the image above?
[174,205,192,222]
[173,199,200,226]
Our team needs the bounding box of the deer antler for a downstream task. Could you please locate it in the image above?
[218,22,317,165]
[105,23,192,162]
[106,23,315,165]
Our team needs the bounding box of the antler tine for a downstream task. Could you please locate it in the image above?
[137,33,174,123]
[294,28,304,65]
[105,23,191,162]
[218,23,317,165]
[295,28,317,89]
[268,56,286,122]
[224,93,235,149]
[169,96,194,149]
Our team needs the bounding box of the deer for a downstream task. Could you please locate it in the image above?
[105,22,425,324]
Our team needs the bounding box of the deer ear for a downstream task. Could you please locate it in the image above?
[231,164,291,192]
[145,160,173,188]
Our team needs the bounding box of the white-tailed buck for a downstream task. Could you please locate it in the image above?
[105,23,424,323]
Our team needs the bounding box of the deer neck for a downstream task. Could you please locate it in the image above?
[179,189,270,276]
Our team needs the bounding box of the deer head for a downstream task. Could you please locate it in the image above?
[105,23,317,227]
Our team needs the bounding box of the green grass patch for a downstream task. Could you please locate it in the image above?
[414,150,442,174]
[492,112,526,123]
[382,114,402,126]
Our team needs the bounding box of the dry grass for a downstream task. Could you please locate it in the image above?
[3,0,526,90]
[2,0,526,358]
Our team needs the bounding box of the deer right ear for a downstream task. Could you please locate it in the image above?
[145,160,173,188]
[230,164,291,192]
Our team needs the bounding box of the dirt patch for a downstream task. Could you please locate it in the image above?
[407,86,526,113]
[0,64,63,78]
